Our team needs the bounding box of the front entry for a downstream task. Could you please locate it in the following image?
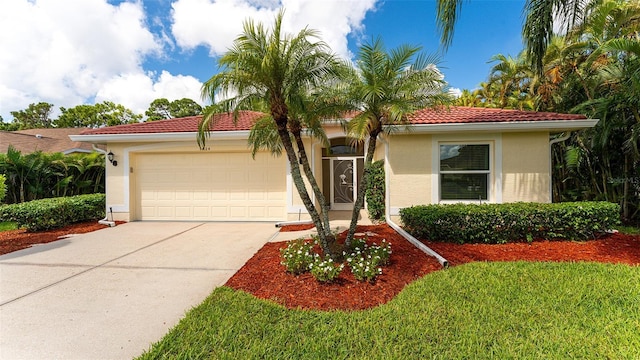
[322,137,365,211]
[330,158,356,210]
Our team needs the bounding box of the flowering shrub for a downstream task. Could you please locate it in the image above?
[280,238,315,275]
[280,235,392,283]
[309,255,344,282]
[346,255,382,282]
[345,236,392,282]
[368,239,392,266]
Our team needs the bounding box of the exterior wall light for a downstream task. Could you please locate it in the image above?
[107,151,118,166]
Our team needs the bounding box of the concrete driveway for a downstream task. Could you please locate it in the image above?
[0,221,278,360]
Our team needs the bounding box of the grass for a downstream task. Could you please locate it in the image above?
[138,262,640,359]
[0,221,17,232]
[618,225,640,235]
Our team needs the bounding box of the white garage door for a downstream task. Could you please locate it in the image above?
[135,152,286,221]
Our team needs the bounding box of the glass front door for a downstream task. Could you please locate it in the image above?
[331,158,356,210]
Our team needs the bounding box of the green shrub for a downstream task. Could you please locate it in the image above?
[0,193,105,232]
[345,236,392,282]
[365,160,385,222]
[0,174,5,203]
[309,255,344,282]
[280,238,315,275]
[400,201,620,244]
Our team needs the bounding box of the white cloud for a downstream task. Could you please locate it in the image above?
[0,0,379,122]
[0,0,168,120]
[170,0,378,59]
[96,71,204,114]
[449,88,462,98]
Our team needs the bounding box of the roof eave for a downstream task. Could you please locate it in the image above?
[69,131,251,143]
[397,119,599,134]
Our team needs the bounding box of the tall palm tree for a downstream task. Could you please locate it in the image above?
[436,0,594,71]
[198,10,343,257]
[340,38,450,246]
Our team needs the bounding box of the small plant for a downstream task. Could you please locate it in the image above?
[345,236,392,282]
[368,239,392,266]
[280,238,315,275]
[309,255,344,282]
[346,255,382,282]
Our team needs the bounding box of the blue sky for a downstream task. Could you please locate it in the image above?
[0,0,526,121]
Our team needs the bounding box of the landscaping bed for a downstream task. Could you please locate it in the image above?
[227,224,441,310]
[0,221,122,255]
[227,224,640,311]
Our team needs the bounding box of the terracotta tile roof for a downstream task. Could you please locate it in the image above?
[78,107,588,136]
[80,111,266,135]
[407,106,587,124]
[0,128,99,154]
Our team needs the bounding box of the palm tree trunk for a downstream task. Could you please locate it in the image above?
[276,122,337,257]
[344,134,378,248]
[292,131,332,238]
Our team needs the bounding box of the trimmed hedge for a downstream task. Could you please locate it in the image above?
[0,174,5,203]
[400,201,620,244]
[0,194,105,232]
[365,160,385,221]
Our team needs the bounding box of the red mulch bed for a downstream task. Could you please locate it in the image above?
[226,224,441,310]
[0,221,125,256]
[226,225,640,311]
[425,233,640,266]
[279,223,316,232]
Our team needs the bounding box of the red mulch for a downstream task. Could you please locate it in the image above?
[226,224,441,311]
[0,221,125,255]
[279,223,316,232]
[425,233,640,266]
[226,225,640,311]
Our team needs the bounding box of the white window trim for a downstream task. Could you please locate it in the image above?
[431,134,502,204]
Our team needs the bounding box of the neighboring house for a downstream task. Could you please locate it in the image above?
[70,107,598,222]
[0,128,99,154]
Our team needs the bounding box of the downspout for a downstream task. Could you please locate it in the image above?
[549,132,572,203]
[381,137,449,268]
[92,144,116,227]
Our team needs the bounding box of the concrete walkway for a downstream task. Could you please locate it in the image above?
[0,222,278,360]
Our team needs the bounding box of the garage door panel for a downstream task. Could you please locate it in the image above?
[157,207,174,218]
[193,191,210,200]
[135,152,285,221]
[248,192,265,200]
[229,207,247,218]
[175,191,191,200]
[210,207,228,217]
[193,207,209,217]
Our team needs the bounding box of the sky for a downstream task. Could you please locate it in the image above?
[0,0,526,122]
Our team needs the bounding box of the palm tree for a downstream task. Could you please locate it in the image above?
[487,53,533,108]
[198,10,343,257]
[436,0,594,71]
[340,38,450,246]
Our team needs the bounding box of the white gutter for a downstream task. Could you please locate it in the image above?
[549,132,572,202]
[391,119,598,134]
[381,138,449,268]
[92,144,116,227]
[70,130,251,143]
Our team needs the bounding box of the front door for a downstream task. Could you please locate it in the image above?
[331,158,356,210]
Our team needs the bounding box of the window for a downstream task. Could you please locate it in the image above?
[439,144,490,201]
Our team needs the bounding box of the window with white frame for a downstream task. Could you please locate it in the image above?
[439,144,490,201]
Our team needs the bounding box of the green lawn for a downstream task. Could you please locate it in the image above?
[139,261,640,359]
[0,221,17,232]
[619,225,640,235]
